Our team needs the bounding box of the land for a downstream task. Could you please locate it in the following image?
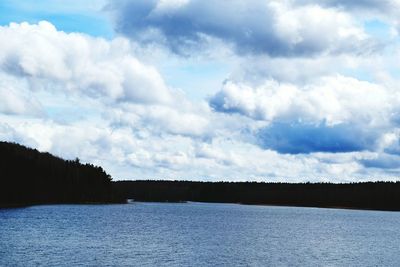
[2,141,400,211]
[0,141,124,207]
[114,180,400,211]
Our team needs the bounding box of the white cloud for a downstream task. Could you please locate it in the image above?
[0,21,212,139]
[210,75,400,155]
[210,75,397,126]
[0,21,172,105]
[111,102,211,138]
[0,74,43,116]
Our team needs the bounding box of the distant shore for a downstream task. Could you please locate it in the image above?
[3,199,399,212]
[127,200,400,212]
[114,180,400,212]
[0,200,127,209]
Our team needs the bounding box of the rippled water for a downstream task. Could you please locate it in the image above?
[1,202,400,266]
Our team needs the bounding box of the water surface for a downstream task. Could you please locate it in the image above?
[1,202,399,266]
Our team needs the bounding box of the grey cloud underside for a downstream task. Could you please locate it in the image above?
[360,154,400,169]
[208,76,400,155]
[300,0,397,12]
[257,122,378,154]
[108,0,374,57]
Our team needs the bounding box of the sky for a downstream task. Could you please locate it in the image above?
[1,0,400,182]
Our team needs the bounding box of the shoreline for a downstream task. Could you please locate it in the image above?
[0,200,127,209]
[240,203,400,212]
[128,200,400,212]
[2,199,399,212]
[114,180,400,213]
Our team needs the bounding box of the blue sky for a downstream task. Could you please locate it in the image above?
[1,0,400,182]
[0,0,112,37]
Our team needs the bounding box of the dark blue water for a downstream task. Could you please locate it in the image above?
[1,202,400,266]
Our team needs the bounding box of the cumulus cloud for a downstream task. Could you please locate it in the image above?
[300,0,400,36]
[107,0,374,57]
[210,76,395,125]
[210,75,400,154]
[0,74,43,116]
[0,21,214,139]
[0,21,172,105]
[108,103,211,138]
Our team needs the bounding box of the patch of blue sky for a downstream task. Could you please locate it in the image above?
[363,19,400,82]
[338,19,397,83]
[35,90,103,124]
[0,0,113,38]
[364,19,393,41]
[160,61,231,100]
[387,68,400,80]
[45,104,102,124]
[39,13,114,38]
[340,68,373,83]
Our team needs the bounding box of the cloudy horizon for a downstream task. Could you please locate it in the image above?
[1,0,400,182]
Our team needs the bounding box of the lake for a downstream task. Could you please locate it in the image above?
[1,202,399,266]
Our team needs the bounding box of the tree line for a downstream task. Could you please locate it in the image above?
[114,180,400,211]
[0,141,124,207]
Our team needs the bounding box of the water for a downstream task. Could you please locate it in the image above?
[1,202,400,267]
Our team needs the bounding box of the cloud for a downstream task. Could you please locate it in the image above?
[108,103,211,138]
[0,21,214,139]
[0,21,172,105]
[0,122,39,148]
[107,0,373,57]
[300,0,400,34]
[257,122,378,154]
[0,74,43,116]
[210,75,400,154]
[360,153,400,169]
[301,0,399,12]
[210,76,395,125]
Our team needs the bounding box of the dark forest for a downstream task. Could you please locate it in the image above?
[0,141,124,207]
[114,180,400,211]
